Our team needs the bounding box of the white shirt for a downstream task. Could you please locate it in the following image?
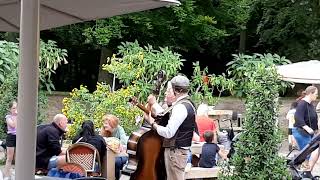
[156,95,189,139]
[286,109,296,128]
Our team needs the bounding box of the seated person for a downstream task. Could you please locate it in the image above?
[36,114,68,170]
[72,120,106,165]
[100,114,128,180]
[199,131,227,168]
[196,103,217,142]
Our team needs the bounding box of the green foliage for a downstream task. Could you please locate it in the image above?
[0,40,68,91]
[190,61,235,106]
[227,53,291,98]
[83,17,125,46]
[253,0,320,60]
[220,54,289,179]
[63,84,141,137]
[0,41,19,83]
[82,0,229,51]
[215,0,255,30]
[39,40,68,92]
[103,41,184,102]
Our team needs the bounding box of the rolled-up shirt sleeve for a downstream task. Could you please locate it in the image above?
[156,104,188,138]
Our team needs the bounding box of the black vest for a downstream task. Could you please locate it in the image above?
[163,99,196,148]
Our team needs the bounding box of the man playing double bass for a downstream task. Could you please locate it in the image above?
[145,75,197,180]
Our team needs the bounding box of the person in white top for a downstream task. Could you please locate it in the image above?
[145,75,197,180]
[286,101,298,151]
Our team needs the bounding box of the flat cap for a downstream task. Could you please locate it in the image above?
[171,75,190,89]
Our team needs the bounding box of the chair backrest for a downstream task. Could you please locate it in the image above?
[60,162,87,177]
[66,142,101,173]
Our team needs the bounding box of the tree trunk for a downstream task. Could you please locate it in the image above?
[239,29,246,53]
[97,47,113,85]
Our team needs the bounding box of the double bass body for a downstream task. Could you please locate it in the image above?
[124,115,168,180]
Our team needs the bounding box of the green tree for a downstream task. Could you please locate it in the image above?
[227,53,290,98]
[251,0,320,60]
[81,0,255,53]
[220,54,289,179]
[0,40,68,91]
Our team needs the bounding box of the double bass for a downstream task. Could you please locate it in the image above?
[122,71,168,180]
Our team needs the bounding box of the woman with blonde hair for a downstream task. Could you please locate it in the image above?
[100,114,128,180]
[293,85,318,171]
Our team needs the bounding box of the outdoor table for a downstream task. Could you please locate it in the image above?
[191,142,205,154]
[101,147,128,180]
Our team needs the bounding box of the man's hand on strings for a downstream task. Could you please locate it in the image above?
[144,112,155,125]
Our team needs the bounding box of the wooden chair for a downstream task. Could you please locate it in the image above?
[60,162,87,177]
[66,142,101,176]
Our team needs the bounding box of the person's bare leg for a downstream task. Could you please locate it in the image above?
[309,148,319,171]
[3,147,15,177]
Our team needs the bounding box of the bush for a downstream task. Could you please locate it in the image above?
[220,54,289,179]
[63,84,141,138]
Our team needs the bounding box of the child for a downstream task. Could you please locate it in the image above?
[3,100,17,179]
[199,131,227,168]
[286,101,298,151]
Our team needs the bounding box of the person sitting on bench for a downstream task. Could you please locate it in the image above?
[199,131,227,168]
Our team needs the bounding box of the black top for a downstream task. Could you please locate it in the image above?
[72,134,107,163]
[294,100,318,130]
[36,122,65,169]
[199,143,220,168]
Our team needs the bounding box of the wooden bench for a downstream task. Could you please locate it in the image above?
[184,142,234,179]
[185,167,221,179]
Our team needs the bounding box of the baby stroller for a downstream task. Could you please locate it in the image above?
[216,111,238,153]
[287,134,320,180]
